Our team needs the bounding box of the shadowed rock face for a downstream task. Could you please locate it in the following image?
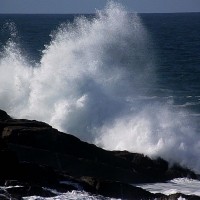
[0,110,11,121]
[0,109,199,199]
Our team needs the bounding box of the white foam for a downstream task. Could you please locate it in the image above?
[136,178,200,196]
[22,190,119,200]
[0,2,200,173]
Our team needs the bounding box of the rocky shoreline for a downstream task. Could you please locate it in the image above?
[0,109,199,200]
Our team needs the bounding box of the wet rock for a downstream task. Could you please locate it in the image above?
[53,183,77,193]
[16,162,58,186]
[0,188,11,200]
[166,164,197,180]
[4,180,22,187]
[160,193,200,200]
[0,109,199,199]
[25,186,57,197]
[81,176,162,200]
[113,151,197,182]
[0,110,11,121]
[6,185,56,199]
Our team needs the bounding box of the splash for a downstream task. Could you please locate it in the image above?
[0,2,200,173]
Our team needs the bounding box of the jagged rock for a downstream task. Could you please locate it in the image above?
[80,176,163,200]
[114,151,169,182]
[6,185,56,199]
[113,151,197,181]
[0,109,199,199]
[2,120,196,184]
[0,110,11,121]
[162,193,200,200]
[166,164,197,180]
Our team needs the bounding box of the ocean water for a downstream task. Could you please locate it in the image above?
[22,190,119,200]
[2,178,200,199]
[0,2,200,198]
[136,178,200,196]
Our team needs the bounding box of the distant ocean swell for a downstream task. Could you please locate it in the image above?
[0,2,200,173]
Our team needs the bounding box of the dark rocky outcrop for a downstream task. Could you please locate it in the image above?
[80,176,160,199]
[162,193,200,200]
[0,109,199,199]
[0,109,11,121]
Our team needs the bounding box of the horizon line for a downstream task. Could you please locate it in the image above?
[0,11,200,15]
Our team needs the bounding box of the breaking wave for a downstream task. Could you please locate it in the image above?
[0,2,200,173]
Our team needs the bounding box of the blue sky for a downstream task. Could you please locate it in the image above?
[0,0,200,14]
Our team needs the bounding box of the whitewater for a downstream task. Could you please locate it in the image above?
[0,1,200,176]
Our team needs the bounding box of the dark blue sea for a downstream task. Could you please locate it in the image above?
[1,13,199,108]
[0,3,200,198]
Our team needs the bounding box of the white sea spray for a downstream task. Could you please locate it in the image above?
[0,2,200,174]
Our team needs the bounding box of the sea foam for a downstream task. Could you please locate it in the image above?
[0,2,200,173]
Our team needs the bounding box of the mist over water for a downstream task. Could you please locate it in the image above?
[0,2,200,173]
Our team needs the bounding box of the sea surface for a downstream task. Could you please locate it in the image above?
[0,2,200,199]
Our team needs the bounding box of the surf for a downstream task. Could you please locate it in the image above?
[0,2,200,173]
